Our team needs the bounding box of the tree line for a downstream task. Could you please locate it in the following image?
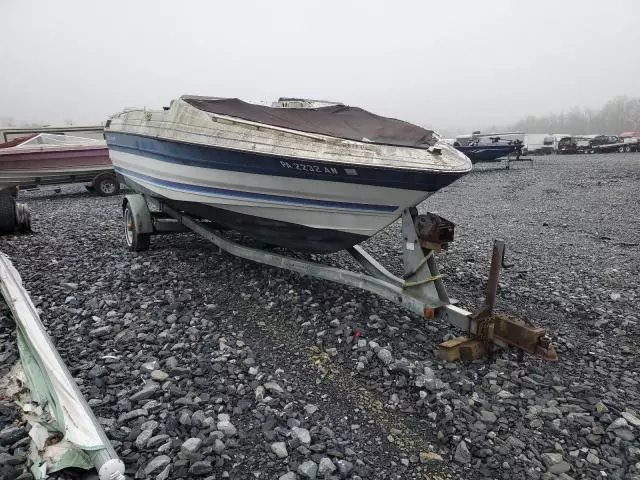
[507,96,640,135]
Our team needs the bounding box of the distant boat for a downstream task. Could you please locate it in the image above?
[452,132,523,163]
[0,133,119,195]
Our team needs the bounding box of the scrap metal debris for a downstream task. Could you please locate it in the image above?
[0,252,124,480]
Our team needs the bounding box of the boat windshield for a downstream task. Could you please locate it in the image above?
[13,134,104,148]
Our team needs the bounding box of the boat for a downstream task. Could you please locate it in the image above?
[452,132,524,163]
[104,96,471,253]
[0,125,104,143]
[0,133,119,195]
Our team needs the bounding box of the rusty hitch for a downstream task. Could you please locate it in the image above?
[471,240,557,361]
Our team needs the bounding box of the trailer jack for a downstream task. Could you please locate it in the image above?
[462,240,557,361]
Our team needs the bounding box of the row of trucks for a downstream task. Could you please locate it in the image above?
[525,132,640,155]
[555,133,640,154]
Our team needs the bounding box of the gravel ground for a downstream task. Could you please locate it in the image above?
[0,153,639,480]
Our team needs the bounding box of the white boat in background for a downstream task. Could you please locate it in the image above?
[104,96,471,252]
[0,133,118,195]
[0,125,105,143]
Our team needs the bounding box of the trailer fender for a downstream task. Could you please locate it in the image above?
[122,194,154,234]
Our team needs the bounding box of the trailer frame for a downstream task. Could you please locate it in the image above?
[122,194,557,361]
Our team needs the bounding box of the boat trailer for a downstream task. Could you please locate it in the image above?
[123,194,557,361]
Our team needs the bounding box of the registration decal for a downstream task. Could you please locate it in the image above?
[280,160,340,175]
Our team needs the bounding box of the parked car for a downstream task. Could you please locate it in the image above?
[557,136,578,154]
[586,135,619,153]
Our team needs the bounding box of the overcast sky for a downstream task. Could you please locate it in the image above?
[1,0,639,133]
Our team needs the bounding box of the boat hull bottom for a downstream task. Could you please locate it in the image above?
[121,175,369,253]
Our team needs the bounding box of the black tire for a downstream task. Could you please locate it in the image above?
[0,194,16,232]
[625,145,632,153]
[618,146,625,153]
[94,174,121,197]
[124,203,150,251]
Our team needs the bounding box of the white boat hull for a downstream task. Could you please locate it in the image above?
[112,150,428,238]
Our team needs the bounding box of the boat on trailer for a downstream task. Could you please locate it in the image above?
[0,133,119,196]
[0,133,121,232]
[104,96,471,253]
[452,132,524,164]
[106,95,556,361]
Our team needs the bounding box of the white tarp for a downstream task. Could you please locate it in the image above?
[0,253,124,479]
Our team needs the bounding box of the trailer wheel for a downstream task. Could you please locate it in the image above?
[588,149,595,154]
[0,194,17,232]
[94,174,121,197]
[618,146,625,153]
[625,145,632,153]
[124,203,150,251]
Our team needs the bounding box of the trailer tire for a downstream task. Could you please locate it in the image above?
[0,194,17,232]
[124,203,150,251]
[625,145,632,153]
[618,146,625,153]
[94,173,120,197]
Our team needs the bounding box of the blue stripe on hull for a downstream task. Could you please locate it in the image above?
[105,132,464,191]
[115,167,398,213]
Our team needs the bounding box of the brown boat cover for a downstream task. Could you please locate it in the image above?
[182,96,436,147]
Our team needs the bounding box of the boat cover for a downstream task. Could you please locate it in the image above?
[182,96,436,147]
[0,134,104,150]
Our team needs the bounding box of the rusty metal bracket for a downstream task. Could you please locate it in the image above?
[492,315,557,360]
[414,212,455,251]
[470,240,557,361]
[501,244,514,269]
[472,239,505,320]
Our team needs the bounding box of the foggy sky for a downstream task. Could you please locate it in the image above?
[1,0,639,133]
